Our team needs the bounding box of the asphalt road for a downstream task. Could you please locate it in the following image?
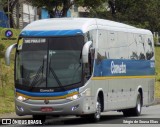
[0,104,160,127]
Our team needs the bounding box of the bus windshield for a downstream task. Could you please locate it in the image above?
[15,36,84,91]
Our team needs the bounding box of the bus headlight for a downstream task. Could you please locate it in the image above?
[17,96,27,101]
[66,94,81,100]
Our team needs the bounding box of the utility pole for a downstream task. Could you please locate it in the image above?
[8,0,10,28]
[16,0,19,29]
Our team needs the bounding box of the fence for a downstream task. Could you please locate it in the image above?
[0,11,9,28]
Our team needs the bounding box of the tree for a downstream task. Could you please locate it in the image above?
[76,0,106,9]
[113,0,160,31]
[0,0,19,28]
[108,0,115,15]
[89,0,160,32]
[27,0,106,18]
[27,0,73,17]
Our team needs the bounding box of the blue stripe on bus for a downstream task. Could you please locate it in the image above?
[20,29,83,37]
[94,59,155,77]
[16,88,79,97]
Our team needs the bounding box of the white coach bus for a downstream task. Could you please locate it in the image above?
[5,18,155,122]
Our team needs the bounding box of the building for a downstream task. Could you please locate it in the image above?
[2,1,90,29]
[12,1,39,29]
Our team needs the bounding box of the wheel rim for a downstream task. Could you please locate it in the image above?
[137,96,141,113]
[95,100,101,119]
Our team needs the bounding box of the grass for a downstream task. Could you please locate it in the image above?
[0,27,18,114]
[0,27,160,114]
[155,82,160,98]
[155,46,160,98]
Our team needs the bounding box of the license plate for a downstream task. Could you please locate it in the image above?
[41,107,53,112]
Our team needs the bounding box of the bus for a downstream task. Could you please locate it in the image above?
[5,18,155,122]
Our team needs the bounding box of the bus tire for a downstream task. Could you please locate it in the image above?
[131,93,142,116]
[89,96,101,122]
[123,93,142,116]
[32,115,46,123]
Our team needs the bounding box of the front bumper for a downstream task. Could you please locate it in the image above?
[15,96,94,116]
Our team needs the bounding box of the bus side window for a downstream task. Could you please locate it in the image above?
[89,48,95,75]
[146,37,154,60]
[137,35,146,60]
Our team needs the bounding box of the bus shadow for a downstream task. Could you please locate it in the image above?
[18,113,148,126]
[43,114,129,125]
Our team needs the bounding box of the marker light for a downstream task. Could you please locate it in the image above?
[71,105,79,111]
[17,106,24,112]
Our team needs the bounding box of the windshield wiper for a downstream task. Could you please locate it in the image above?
[49,58,66,91]
[29,57,46,90]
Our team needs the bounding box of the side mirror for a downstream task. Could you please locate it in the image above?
[82,41,92,63]
[5,43,17,66]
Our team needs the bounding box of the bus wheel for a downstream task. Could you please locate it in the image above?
[123,93,142,116]
[131,93,142,116]
[89,97,101,122]
[32,115,46,123]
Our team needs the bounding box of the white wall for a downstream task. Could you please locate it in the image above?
[23,3,38,23]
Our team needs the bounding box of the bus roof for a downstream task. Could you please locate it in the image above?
[22,18,152,35]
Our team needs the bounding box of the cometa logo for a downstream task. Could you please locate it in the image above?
[40,89,54,92]
[111,61,126,74]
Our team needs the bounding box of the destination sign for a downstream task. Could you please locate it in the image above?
[24,38,46,44]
